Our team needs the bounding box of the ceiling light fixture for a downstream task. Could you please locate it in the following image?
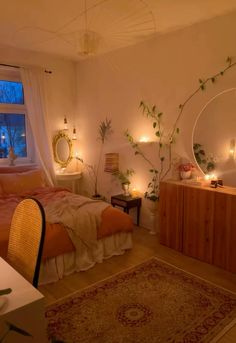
[13,0,156,60]
[77,0,101,57]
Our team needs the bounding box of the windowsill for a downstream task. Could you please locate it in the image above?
[0,164,39,173]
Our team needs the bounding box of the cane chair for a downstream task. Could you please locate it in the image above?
[7,198,46,288]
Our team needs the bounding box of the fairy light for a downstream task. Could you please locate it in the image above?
[72,127,77,140]
[64,117,68,130]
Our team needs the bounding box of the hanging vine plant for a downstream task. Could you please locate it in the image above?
[125,57,236,201]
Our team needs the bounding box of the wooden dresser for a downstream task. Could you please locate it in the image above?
[159,180,236,273]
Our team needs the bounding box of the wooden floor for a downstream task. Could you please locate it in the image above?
[39,227,236,343]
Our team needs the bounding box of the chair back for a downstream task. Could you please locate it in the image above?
[7,198,46,288]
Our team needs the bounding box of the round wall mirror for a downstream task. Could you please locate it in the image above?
[193,88,236,187]
[53,131,73,168]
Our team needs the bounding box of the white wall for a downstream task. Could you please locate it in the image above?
[75,10,236,230]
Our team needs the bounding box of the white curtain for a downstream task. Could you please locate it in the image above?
[20,67,55,185]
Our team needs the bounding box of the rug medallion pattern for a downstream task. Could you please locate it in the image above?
[46,258,236,342]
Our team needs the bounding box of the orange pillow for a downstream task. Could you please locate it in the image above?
[0,169,45,194]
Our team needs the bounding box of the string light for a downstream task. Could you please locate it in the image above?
[64,117,68,130]
[72,127,77,140]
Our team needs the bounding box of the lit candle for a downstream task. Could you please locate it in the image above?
[139,136,149,143]
[131,187,139,197]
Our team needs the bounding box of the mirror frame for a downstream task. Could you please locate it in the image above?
[52,131,73,168]
[192,87,236,177]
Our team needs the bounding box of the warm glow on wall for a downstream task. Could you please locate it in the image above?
[139,135,149,143]
[229,138,235,158]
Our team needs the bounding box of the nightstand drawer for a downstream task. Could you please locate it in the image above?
[111,199,126,207]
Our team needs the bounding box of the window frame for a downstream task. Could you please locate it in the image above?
[0,68,35,165]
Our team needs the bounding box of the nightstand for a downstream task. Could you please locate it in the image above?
[56,171,82,193]
[111,194,142,226]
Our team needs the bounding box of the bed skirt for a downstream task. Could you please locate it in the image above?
[39,232,132,285]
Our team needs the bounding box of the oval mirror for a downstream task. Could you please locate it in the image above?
[193,88,236,187]
[53,131,73,168]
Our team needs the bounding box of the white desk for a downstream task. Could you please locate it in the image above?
[56,171,82,193]
[0,258,47,342]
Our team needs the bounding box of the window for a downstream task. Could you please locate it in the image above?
[0,80,24,104]
[0,113,27,158]
[0,68,34,164]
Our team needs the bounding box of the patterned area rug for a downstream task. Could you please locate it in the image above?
[46,258,236,343]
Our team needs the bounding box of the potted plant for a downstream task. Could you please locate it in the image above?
[125,58,236,202]
[178,162,195,179]
[77,118,113,199]
[112,169,135,196]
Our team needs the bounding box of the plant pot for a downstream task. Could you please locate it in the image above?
[122,183,130,196]
[148,200,159,235]
[180,170,192,180]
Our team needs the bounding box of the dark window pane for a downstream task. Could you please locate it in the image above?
[0,80,24,104]
[0,113,27,158]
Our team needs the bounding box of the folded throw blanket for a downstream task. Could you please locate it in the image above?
[44,193,110,249]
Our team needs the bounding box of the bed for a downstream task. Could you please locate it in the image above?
[0,168,133,285]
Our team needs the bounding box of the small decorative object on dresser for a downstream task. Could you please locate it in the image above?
[178,162,194,180]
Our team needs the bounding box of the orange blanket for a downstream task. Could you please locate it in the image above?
[0,187,133,261]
